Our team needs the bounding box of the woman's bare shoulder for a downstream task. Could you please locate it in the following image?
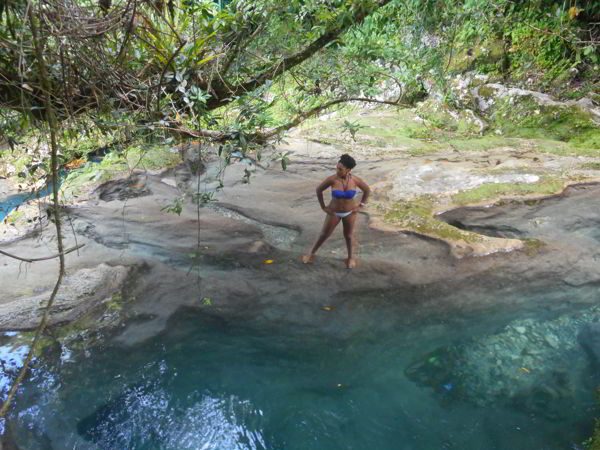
[351,174,368,184]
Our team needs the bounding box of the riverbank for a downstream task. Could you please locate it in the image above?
[1,94,600,325]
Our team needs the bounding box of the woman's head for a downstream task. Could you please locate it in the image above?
[337,154,356,177]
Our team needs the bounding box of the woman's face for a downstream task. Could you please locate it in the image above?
[336,162,351,178]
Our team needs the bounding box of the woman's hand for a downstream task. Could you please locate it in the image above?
[322,206,335,216]
[352,202,367,213]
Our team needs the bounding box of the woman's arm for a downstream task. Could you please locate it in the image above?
[354,176,371,206]
[316,176,334,212]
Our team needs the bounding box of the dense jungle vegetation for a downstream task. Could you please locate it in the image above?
[0,0,598,183]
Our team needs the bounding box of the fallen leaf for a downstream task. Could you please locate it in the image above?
[263,259,274,264]
[568,6,581,19]
[64,158,86,170]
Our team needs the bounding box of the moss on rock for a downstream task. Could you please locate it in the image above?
[478,88,600,151]
[382,196,482,243]
[451,178,565,205]
[415,99,483,136]
[579,162,600,171]
[586,421,600,450]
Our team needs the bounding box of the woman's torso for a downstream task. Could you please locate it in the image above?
[329,175,358,212]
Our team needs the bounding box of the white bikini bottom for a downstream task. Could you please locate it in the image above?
[334,211,353,218]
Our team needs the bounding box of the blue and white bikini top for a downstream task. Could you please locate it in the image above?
[331,189,357,199]
[331,175,357,199]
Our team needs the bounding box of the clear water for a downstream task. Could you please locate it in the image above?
[0,185,53,222]
[3,277,599,450]
[0,172,66,222]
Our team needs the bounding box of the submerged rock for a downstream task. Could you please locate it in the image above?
[406,304,600,418]
[578,323,600,369]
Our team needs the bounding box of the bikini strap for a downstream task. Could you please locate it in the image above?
[340,173,351,191]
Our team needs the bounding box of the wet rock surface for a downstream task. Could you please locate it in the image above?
[438,183,600,286]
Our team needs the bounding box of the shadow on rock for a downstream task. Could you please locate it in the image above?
[96,175,152,202]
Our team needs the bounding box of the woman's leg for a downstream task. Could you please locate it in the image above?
[342,212,358,268]
[302,214,341,263]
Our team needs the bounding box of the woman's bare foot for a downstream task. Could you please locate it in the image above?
[345,258,357,269]
[302,254,316,264]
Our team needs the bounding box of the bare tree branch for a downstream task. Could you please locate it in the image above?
[158,95,412,143]
[202,0,394,110]
[0,244,86,263]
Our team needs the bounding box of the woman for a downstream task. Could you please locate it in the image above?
[302,154,370,269]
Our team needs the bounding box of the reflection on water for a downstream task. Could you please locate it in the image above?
[3,280,600,450]
[78,373,267,450]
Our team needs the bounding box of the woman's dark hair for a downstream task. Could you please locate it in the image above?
[339,154,356,169]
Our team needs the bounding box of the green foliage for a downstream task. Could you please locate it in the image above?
[124,145,182,170]
[415,99,483,136]
[194,191,216,204]
[579,162,600,171]
[382,196,482,243]
[340,119,365,142]
[570,129,600,150]
[583,387,600,450]
[451,178,565,205]
[489,95,600,148]
[0,0,597,211]
[272,151,291,170]
[161,197,184,215]
[5,209,25,225]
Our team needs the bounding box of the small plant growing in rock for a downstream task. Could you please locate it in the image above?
[160,197,183,215]
[194,191,216,205]
[242,168,252,184]
[272,151,291,170]
[340,120,365,142]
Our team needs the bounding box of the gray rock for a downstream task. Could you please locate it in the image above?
[0,264,130,330]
